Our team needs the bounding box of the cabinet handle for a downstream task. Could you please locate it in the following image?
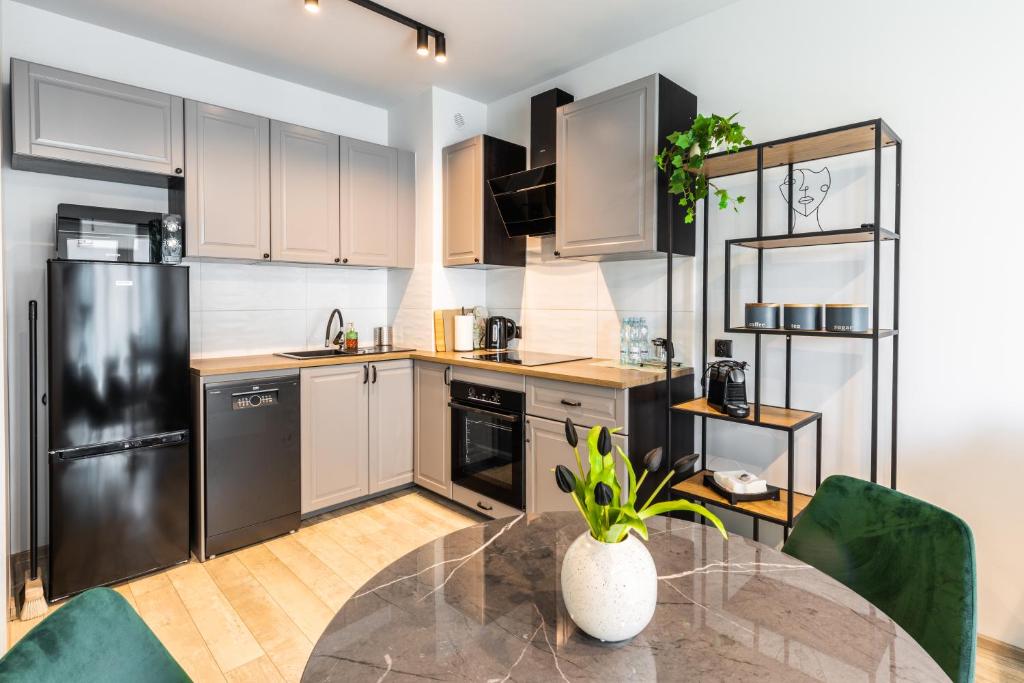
[443,366,451,386]
[263,253,270,259]
[473,257,480,263]
[342,258,349,264]
[560,399,582,407]
[371,365,378,383]
[363,365,368,384]
[553,250,561,257]
[174,167,183,175]
[334,257,340,263]
[476,501,493,512]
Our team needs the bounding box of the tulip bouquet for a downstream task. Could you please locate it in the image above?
[554,418,727,543]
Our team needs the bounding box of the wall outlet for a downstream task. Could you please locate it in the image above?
[714,339,733,358]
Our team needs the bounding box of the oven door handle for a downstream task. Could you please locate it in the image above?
[448,402,521,423]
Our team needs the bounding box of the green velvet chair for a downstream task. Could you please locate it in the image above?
[0,587,190,682]
[782,475,976,683]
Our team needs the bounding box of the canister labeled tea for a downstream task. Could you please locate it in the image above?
[784,304,822,331]
[825,304,869,332]
[744,303,780,329]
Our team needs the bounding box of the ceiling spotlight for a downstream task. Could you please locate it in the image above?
[416,27,429,56]
[304,0,320,13]
[434,33,447,63]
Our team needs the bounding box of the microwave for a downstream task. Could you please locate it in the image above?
[56,204,164,263]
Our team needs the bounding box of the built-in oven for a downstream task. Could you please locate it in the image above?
[449,380,525,515]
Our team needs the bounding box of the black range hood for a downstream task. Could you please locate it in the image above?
[489,88,573,237]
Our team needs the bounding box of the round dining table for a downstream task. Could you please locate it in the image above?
[303,512,947,682]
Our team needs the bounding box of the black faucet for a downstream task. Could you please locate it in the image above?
[325,309,344,348]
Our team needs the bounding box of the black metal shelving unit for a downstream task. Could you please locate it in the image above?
[666,118,902,540]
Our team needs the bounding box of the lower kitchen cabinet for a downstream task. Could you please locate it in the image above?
[526,416,626,514]
[301,360,413,514]
[368,360,414,493]
[301,364,369,512]
[413,362,451,497]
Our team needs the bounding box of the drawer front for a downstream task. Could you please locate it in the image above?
[451,484,523,519]
[451,366,525,392]
[526,378,625,431]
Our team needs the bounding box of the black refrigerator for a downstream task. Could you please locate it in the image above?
[47,259,190,600]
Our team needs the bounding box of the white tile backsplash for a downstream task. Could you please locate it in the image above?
[189,260,389,358]
[486,235,698,365]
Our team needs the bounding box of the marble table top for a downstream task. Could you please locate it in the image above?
[303,513,948,682]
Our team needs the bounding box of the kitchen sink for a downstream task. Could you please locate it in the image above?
[275,346,414,360]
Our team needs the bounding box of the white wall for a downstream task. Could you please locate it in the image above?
[386,87,490,346]
[1,0,391,554]
[487,0,1024,648]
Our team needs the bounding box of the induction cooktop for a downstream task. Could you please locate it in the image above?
[466,350,590,367]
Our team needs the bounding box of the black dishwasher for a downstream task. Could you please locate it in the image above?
[202,375,300,558]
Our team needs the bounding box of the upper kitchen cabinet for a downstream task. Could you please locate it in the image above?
[555,74,697,260]
[271,121,340,264]
[10,59,184,187]
[442,135,526,267]
[339,138,413,268]
[182,101,271,260]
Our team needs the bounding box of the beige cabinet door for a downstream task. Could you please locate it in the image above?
[300,364,369,514]
[368,360,414,493]
[339,137,398,267]
[185,100,271,260]
[556,75,657,258]
[11,59,184,178]
[413,362,450,497]
[270,120,340,264]
[395,149,416,268]
[527,416,627,514]
[442,136,483,266]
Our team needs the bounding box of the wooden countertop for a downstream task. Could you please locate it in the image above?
[190,349,692,389]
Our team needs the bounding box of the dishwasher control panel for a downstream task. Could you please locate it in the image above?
[232,388,278,410]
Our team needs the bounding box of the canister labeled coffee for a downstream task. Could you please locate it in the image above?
[784,304,822,331]
[744,303,780,329]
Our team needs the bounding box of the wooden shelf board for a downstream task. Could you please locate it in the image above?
[733,226,899,250]
[672,397,820,431]
[672,469,812,525]
[726,327,897,340]
[703,119,898,179]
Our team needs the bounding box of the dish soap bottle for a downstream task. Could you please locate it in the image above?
[344,323,358,351]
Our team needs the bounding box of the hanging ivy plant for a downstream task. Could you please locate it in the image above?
[655,113,752,223]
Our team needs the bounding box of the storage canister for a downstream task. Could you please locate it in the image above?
[745,303,780,329]
[825,304,870,332]
[784,304,823,331]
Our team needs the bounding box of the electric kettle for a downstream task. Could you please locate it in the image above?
[485,316,521,350]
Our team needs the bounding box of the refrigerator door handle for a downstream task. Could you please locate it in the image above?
[51,430,189,461]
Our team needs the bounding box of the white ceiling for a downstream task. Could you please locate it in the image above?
[13,0,737,108]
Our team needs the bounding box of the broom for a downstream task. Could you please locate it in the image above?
[20,300,47,620]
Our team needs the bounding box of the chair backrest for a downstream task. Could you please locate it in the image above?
[0,587,189,682]
[782,475,976,683]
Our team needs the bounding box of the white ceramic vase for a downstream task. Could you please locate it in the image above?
[560,531,658,642]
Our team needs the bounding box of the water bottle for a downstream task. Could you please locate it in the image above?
[638,317,650,363]
[619,318,630,365]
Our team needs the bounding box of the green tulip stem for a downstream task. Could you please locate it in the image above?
[636,470,649,490]
[572,446,585,480]
[569,492,596,536]
[638,470,675,513]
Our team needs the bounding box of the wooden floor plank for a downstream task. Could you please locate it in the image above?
[224,654,286,683]
[113,583,139,612]
[234,544,334,643]
[293,526,378,591]
[263,534,356,611]
[166,562,264,672]
[133,583,225,682]
[315,517,399,572]
[205,555,313,683]
[128,569,173,598]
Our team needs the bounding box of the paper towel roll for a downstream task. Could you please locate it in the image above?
[454,315,475,352]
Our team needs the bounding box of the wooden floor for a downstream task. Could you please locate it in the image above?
[7,488,1024,682]
[8,489,481,682]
